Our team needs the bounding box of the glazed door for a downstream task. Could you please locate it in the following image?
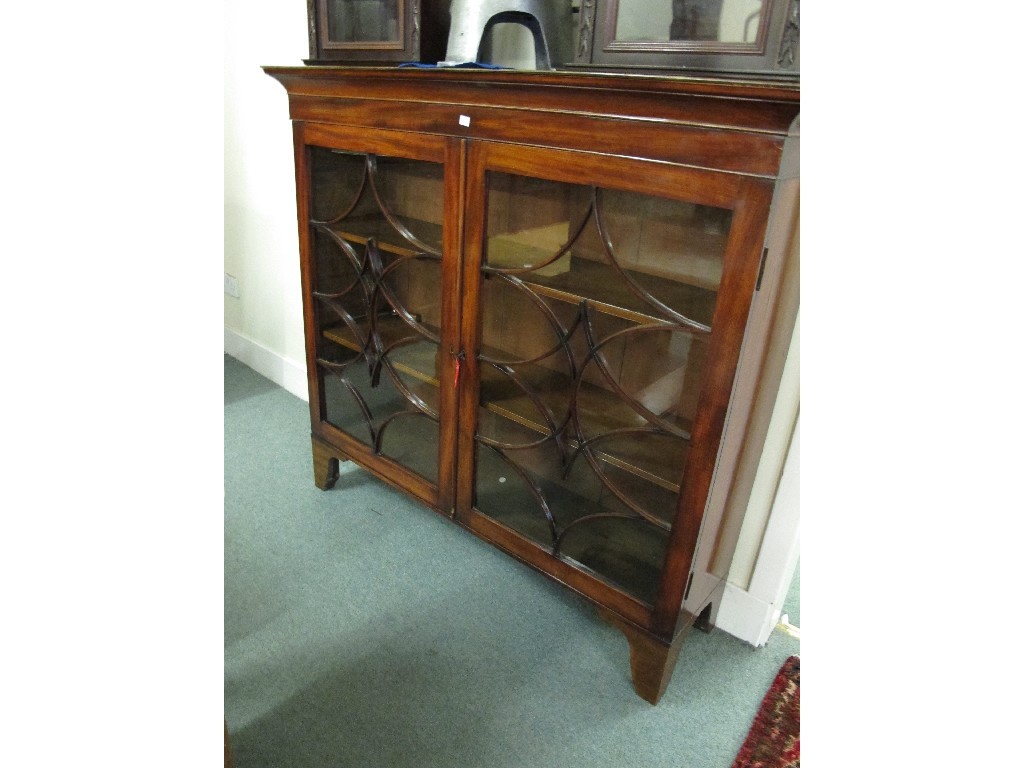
[300,125,464,510]
[457,141,772,630]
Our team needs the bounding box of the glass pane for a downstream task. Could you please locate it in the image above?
[616,0,764,44]
[325,0,402,43]
[310,147,444,486]
[473,170,730,604]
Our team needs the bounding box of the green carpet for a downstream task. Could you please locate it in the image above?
[225,354,800,767]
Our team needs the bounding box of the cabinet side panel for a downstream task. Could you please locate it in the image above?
[709,200,799,585]
[653,177,775,636]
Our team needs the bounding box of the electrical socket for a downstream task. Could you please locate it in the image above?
[224,273,240,298]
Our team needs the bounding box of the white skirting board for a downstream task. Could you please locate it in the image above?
[715,582,783,648]
[224,327,308,403]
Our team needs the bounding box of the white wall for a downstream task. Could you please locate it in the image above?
[224,0,310,398]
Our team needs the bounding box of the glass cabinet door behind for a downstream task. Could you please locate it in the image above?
[472,171,731,604]
[322,0,402,44]
[309,147,445,486]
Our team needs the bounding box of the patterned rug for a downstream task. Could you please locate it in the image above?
[732,655,800,767]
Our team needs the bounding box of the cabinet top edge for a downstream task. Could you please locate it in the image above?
[261,65,800,104]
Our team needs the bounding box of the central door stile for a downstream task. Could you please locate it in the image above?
[453,141,488,525]
[439,137,469,518]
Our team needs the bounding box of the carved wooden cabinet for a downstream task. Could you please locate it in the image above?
[305,0,450,64]
[264,66,799,703]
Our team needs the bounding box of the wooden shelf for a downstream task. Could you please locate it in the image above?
[316,209,704,494]
[322,316,440,388]
[318,204,721,334]
[321,315,687,493]
[323,221,717,329]
[318,216,443,258]
[473,473,669,605]
[477,363,688,494]
[521,258,718,329]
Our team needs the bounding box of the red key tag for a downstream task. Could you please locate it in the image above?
[454,357,461,388]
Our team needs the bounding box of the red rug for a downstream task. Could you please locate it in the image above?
[732,655,800,767]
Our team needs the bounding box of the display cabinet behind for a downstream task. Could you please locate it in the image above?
[571,0,798,77]
[307,0,452,63]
